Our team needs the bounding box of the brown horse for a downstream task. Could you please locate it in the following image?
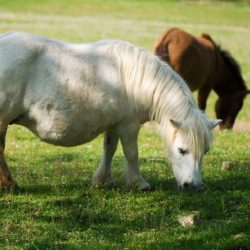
[154,27,250,129]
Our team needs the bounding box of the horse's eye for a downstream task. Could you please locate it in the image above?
[178,148,188,155]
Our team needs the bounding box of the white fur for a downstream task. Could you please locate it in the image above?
[0,32,220,190]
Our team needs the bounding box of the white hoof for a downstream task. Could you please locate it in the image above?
[92,174,116,188]
[138,181,151,191]
[126,177,151,191]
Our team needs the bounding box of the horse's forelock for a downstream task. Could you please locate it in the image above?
[180,112,214,157]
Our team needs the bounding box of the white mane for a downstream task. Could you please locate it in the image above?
[110,41,214,156]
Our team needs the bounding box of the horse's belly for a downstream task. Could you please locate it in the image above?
[38,127,102,146]
[31,120,105,147]
[24,106,118,147]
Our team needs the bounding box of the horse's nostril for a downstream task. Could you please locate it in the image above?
[183,182,189,189]
[180,182,204,192]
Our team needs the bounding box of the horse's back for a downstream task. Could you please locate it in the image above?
[154,28,216,91]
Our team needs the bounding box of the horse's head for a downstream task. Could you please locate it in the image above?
[215,90,250,130]
[167,118,221,191]
[216,49,249,129]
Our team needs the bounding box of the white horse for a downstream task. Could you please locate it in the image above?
[0,32,221,191]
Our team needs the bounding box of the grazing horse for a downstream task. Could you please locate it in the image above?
[154,27,249,130]
[0,32,221,191]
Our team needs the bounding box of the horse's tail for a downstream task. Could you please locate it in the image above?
[153,28,179,63]
[201,33,217,47]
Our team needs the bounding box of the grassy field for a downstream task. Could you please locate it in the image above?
[0,1,250,249]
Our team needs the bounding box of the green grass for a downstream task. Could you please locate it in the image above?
[1,126,250,249]
[0,1,250,249]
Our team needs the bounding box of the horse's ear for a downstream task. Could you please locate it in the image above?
[170,119,182,129]
[209,119,222,129]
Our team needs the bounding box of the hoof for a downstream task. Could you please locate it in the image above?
[126,179,151,191]
[0,181,18,192]
[138,181,151,191]
[92,175,116,189]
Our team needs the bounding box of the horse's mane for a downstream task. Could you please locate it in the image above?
[201,34,246,91]
[110,41,214,155]
[218,47,246,90]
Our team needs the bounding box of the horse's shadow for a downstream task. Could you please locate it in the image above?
[11,154,250,194]
[5,157,249,249]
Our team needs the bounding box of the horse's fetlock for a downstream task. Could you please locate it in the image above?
[92,172,116,188]
[126,176,151,191]
[0,179,18,192]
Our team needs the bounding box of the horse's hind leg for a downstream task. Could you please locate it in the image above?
[0,126,17,190]
[118,122,150,191]
[92,129,119,187]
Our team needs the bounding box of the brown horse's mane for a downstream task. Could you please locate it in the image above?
[201,33,246,91]
[217,47,246,90]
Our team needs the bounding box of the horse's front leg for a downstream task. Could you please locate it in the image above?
[118,122,150,191]
[92,129,119,188]
[0,126,17,191]
[197,85,212,111]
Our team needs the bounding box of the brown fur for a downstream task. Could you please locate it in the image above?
[154,27,249,129]
[0,129,17,190]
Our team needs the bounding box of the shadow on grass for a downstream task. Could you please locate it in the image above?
[14,182,90,195]
[2,156,249,249]
[15,180,249,249]
[10,154,250,195]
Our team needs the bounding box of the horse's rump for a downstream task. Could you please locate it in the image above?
[154,28,217,91]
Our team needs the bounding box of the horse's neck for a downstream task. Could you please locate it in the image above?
[150,76,197,126]
[212,60,229,96]
[119,44,197,125]
[213,53,241,96]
